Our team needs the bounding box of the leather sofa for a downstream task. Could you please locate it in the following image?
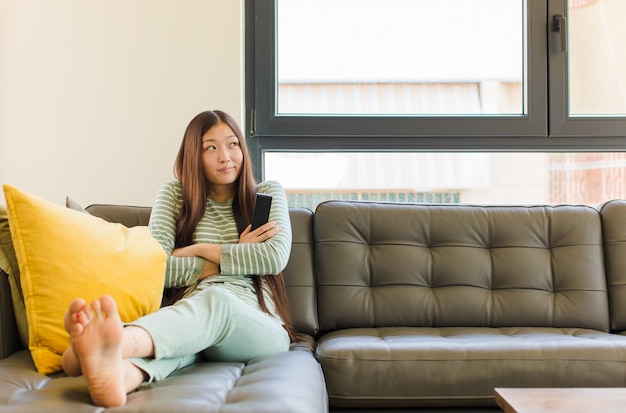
[3,198,626,412]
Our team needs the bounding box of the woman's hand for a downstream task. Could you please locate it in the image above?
[239,221,281,244]
[172,243,219,262]
[198,260,219,280]
[171,245,198,258]
[172,244,220,280]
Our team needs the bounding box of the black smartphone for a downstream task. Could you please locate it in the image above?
[251,193,273,231]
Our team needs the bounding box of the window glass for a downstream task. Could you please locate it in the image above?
[276,0,526,116]
[265,152,626,209]
[568,0,626,116]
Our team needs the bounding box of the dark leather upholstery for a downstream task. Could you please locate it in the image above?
[84,203,152,227]
[0,205,327,413]
[598,200,626,332]
[0,271,19,359]
[314,202,607,331]
[313,200,626,408]
[4,199,626,411]
[281,208,319,336]
[83,204,320,337]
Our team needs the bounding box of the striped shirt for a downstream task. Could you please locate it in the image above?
[148,180,292,313]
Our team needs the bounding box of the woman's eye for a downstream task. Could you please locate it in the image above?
[204,145,216,151]
[230,141,239,148]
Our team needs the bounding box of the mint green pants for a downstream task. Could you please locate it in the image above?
[128,286,290,383]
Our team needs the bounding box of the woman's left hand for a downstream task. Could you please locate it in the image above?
[239,221,281,244]
[172,245,197,257]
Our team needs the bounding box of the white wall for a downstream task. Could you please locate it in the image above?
[0,0,244,206]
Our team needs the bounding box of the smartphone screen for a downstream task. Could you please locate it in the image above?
[251,193,272,231]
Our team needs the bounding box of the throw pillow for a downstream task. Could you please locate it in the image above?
[65,196,88,213]
[3,184,166,374]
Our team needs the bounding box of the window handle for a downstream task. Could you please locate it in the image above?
[553,15,567,53]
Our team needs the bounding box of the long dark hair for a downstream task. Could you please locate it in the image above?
[173,110,299,342]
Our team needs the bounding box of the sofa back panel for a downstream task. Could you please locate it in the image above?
[315,201,609,332]
[85,204,152,227]
[598,200,626,332]
[85,204,319,336]
[282,208,319,336]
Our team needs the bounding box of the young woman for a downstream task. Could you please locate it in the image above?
[61,110,297,407]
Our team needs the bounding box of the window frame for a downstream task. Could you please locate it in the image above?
[245,0,626,179]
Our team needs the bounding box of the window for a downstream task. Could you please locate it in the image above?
[276,0,526,117]
[549,0,626,136]
[246,0,626,208]
[264,151,626,209]
[249,0,547,139]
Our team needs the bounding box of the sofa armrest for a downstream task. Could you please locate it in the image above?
[0,269,21,360]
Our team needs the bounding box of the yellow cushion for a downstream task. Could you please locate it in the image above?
[3,185,165,374]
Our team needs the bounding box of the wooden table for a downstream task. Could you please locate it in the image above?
[495,388,626,413]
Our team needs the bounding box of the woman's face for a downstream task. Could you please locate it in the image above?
[201,120,244,193]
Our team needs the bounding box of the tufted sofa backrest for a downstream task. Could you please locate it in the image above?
[85,204,319,337]
[598,200,626,332]
[281,208,318,336]
[85,204,152,228]
[314,200,609,332]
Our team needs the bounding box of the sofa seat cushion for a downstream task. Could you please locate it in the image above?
[317,326,626,408]
[0,349,328,413]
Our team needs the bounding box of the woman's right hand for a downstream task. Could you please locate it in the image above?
[239,221,281,244]
[172,244,221,280]
[198,260,220,280]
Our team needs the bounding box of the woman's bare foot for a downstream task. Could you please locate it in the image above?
[70,295,127,407]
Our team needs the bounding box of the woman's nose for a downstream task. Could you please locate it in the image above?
[217,147,230,162]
